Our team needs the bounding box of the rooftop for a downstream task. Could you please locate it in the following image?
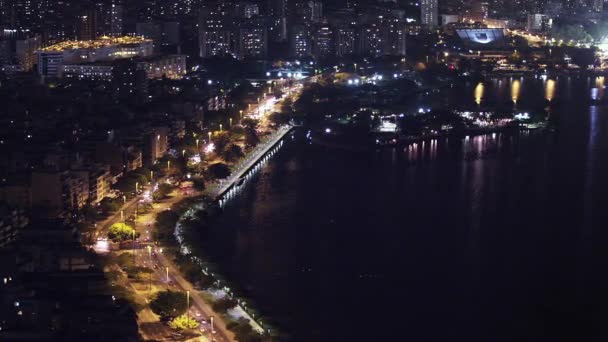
[40,36,151,52]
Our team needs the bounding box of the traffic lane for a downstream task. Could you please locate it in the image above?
[155,253,232,341]
[135,250,227,342]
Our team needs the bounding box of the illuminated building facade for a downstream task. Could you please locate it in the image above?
[62,55,185,81]
[456,28,505,48]
[198,1,235,58]
[37,36,153,78]
[238,24,267,60]
[290,25,311,58]
[526,14,552,32]
[312,24,333,59]
[335,27,356,57]
[358,24,383,57]
[421,0,439,27]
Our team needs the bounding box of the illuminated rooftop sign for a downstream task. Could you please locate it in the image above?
[456,28,505,46]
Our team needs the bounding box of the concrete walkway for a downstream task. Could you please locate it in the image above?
[208,125,293,200]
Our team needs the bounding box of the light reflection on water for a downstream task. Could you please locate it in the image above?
[200,79,608,342]
[545,79,555,102]
[456,75,608,110]
[474,82,484,105]
[511,79,521,105]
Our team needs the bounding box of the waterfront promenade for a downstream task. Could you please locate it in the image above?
[207,125,293,201]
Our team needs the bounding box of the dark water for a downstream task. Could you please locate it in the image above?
[201,75,608,341]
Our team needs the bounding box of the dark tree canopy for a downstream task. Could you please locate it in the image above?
[222,143,244,162]
[212,296,238,313]
[149,290,191,319]
[154,209,180,242]
[207,163,231,180]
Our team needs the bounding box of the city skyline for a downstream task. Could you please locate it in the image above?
[2,0,608,341]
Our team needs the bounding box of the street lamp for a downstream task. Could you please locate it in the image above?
[229,118,232,127]
[182,149,186,157]
[166,266,169,282]
[123,195,126,204]
[219,123,223,132]
[196,139,199,149]
[239,110,243,119]
[186,290,190,322]
[135,182,139,193]
[167,160,171,172]
[132,229,136,264]
[147,246,152,290]
[150,170,153,182]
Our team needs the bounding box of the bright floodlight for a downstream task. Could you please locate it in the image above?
[205,143,215,153]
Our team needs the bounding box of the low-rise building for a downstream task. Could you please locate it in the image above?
[30,170,89,217]
[62,63,114,81]
[123,126,169,166]
[137,54,187,79]
[72,165,112,205]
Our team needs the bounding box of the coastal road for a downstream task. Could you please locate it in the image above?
[133,244,234,342]
[96,185,152,233]
[133,192,234,342]
[206,80,304,199]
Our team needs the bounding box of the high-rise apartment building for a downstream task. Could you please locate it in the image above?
[309,1,323,23]
[267,0,288,41]
[198,1,235,57]
[238,21,267,59]
[312,24,333,59]
[335,27,356,57]
[290,25,311,58]
[77,8,98,41]
[358,24,384,57]
[383,18,407,56]
[236,2,259,18]
[421,0,439,26]
[110,3,124,36]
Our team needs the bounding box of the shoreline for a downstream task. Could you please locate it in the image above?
[311,124,547,151]
[211,125,294,203]
[171,126,295,340]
